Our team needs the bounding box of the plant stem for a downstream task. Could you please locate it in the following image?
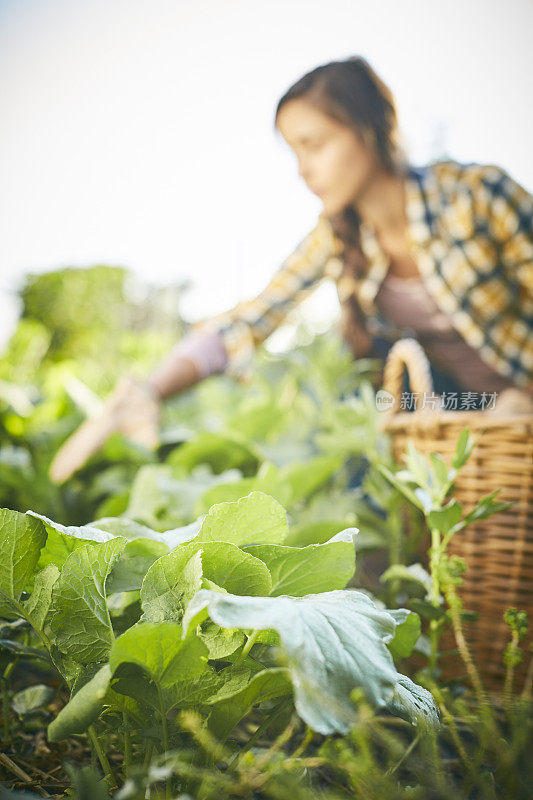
[430,684,470,770]
[232,630,260,669]
[123,711,132,782]
[291,725,314,760]
[88,725,116,790]
[428,527,442,678]
[445,588,486,708]
[503,630,520,706]
[443,584,502,753]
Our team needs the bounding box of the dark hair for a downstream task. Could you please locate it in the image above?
[275,56,404,175]
[274,56,407,356]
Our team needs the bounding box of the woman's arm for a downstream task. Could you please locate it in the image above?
[147,329,228,399]
[189,213,343,380]
[49,214,342,482]
[144,212,343,395]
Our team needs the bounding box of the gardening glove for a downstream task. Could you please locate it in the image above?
[49,375,160,484]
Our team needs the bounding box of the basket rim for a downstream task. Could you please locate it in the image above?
[379,408,533,432]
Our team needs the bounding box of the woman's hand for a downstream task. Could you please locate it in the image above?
[49,376,161,484]
[487,386,533,416]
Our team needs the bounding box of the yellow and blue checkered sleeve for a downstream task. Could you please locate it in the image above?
[487,166,533,311]
[484,166,533,385]
[190,214,342,379]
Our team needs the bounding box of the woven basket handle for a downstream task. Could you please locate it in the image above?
[382,338,434,415]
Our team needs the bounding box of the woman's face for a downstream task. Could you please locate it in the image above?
[276,97,380,217]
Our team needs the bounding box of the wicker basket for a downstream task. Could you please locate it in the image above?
[378,338,533,693]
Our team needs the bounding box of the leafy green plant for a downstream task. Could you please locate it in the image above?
[376,429,512,682]
[0,491,437,794]
[2,269,532,799]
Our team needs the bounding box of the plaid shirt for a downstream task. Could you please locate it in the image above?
[192,160,533,389]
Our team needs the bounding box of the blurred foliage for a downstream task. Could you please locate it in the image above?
[0,264,397,564]
[20,266,128,361]
[9,265,189,386]
[0,265,189,518]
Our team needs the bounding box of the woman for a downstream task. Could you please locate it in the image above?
[50,56,533,484]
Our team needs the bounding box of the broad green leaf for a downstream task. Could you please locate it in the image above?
[202,663,264,704]
[141,550,204,624]
[28,512,115,571]
[27,514,115,543]
[90,516,203,549]
[385,673,440,728]
[197,491,289,546]
[22,565,60,632]
[243,528,357,596]
[183,589,409,734]
[387,609,421,660]
[48,664,112,742]
[109,621,207,687]
[142,540,272,605]
[49,538,127,664]
[12,685,54,715]
[158,520,205,548]
[198,620,244,659]
[193,541,272,597]
[88,517,163,540]
[208,668,292,741]
[37,532,94,572]
[141,540,271,629]
[107,539,169,594]
[0,509,46,615]
[162,668,226,711]
[428,500,463,536]
[70,662,107,696]
[104,685,144,723]
[112,663,223,714]
[197,581,246,657]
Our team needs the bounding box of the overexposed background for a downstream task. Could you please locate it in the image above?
[1,0,532,349]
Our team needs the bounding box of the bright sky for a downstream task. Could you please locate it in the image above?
[1,0,532,349]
